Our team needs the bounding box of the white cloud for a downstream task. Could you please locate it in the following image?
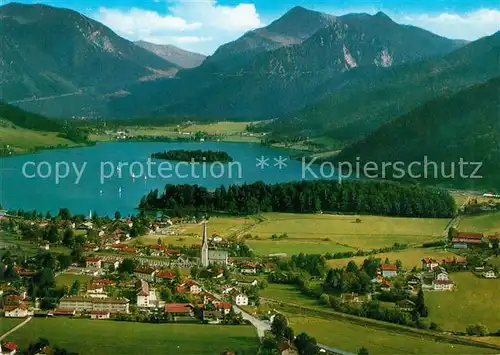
[399,9,500,40]
[95,1,263,54]
[168,0,262,31]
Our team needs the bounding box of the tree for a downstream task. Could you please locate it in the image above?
[45,223,60,244]
[62,228,75,247]
[114,211,121,220]
[58,208,71,220]
[295,332,318,355]
[395,259,403,271]
[466,323,489,336]
[284,326,295,342]
[69,280,80,295]
[415,288,428,317]
[119,259,136,274]
[346,260,358,273]
[57,254,72,270]
[157,237,163,245]
[271,314,288,338]
[260,334,278,355]
[358,347,370,355]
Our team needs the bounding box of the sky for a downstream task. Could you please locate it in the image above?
[7,0,500,54]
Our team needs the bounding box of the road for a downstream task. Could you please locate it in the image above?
[233,305,354,355]
[0,316,33,341]
[232,305,270,338]
[8,90,82,104]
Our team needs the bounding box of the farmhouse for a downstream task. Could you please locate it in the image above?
[213,301,232,315]
[0,341,18,355]
[380,264,398,278]
[4,304,32,318]
[155,270,176,283]
[136,280,158,308]
[240,262,258,274]
[432,279,454,291]
[90,310,110,319]
[483,270,497,279]
[185,280,202,294]
[235,294,249,306]
[86,283,107,298]
[49,308,76,317]
[85,257,101,270]
[452,232,484,248]
[421,258,440,271]
[164,303,194,317]
[134,267,156,282]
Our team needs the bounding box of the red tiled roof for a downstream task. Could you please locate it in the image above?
[422,258,438,263]
[2,341,17,351]
[381,280,392,287]
[156,271,175,279]
[87,283,103,291]
[164,303,193,313]
[51,308,76,315]
[381,264,397,271]
[4,296,24,306]
[86,257,100,262]
[166,249,181,255]
[452,238,483,244]
[456,232,483,239]
[185,280,198,287]
[214,301,231,310]
[111,243,128,248]
[4,304,27,311]
[122,247,137,253]
[488,235,500,240]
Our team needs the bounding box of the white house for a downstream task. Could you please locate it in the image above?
[483,270,497,279]
[90,310,111,320]
[136,280,157,308]
[185,281,202,294]
[432,279,454,291]
[85,257,101,270]
[235,294,249,306]
[380,264,398,278]
[4,304,32,318]
[214,301,232,315]
[435,272,449,281]
[134,267,156,282]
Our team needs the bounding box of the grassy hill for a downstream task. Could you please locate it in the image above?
[336,76,500,188]
[0,103,86,154]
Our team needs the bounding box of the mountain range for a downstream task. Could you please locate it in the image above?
[134,41,206,69]
[336,76,500,187]
[1,2,499,188]
[0,2,178,117]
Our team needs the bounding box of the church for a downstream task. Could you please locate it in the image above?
[201,221,229,267]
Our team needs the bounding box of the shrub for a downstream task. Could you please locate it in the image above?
[466,323,489,336]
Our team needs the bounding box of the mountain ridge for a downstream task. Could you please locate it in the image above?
[134,41,206,69]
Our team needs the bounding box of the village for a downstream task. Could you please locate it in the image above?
[0,206,499,355]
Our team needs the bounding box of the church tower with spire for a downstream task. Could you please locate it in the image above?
[201,220,209,267]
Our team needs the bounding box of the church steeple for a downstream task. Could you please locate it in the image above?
[201,220,209,267]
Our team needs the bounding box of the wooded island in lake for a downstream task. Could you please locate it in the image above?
[151,149,233,162]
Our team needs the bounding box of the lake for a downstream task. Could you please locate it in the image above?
[0,142,333,216]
